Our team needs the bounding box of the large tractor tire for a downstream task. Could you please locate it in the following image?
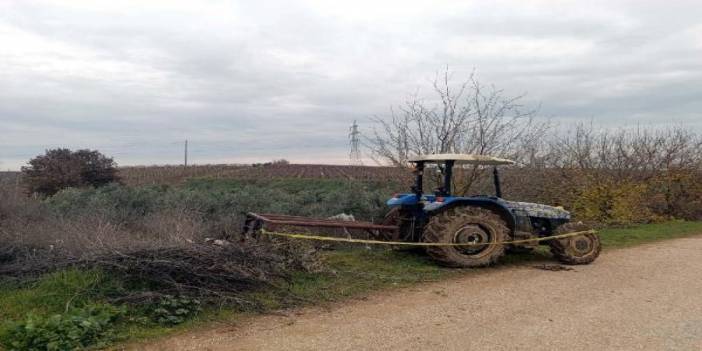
[423,206,509,268]
[548,222,601,265]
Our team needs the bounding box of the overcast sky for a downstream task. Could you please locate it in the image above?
[1,0,701,170]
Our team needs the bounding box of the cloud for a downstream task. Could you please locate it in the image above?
[0,0,700,169]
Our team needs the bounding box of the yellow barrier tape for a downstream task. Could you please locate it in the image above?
[259,228,597,247]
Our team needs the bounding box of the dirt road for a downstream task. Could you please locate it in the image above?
[136,237,702,350]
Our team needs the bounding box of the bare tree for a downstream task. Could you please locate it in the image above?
[366,68,548,194]
[543,123,702,173]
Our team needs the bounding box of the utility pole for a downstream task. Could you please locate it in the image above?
[184,139,188,167]
[14,172,20,202]
[349,120,362,166]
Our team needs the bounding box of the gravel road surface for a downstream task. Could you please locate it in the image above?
[134,236,702,351]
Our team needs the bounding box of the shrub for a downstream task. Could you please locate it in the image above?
[21,148,119,197]
[0,304,123,351]
[270,159,290,165]
[150,295,201,326]
[572,178,657,224]
[45,179,395,235]
[647,171,702,220]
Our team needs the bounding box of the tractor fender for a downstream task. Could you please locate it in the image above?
[425,198,517,235]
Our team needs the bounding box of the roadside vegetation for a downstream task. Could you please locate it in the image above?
[0,177,400,350]
[1,219,701,350]
[2,145,702,350]
[1,71,701,349]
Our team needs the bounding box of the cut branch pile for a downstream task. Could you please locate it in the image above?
[0,240,319,306]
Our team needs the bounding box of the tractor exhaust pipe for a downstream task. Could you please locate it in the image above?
[493,166,502,198]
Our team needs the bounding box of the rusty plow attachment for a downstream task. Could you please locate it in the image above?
[241,212,399,240]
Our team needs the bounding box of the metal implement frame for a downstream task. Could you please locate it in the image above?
[242,212,399,238]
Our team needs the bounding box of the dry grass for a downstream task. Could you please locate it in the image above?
[0,181,321,305]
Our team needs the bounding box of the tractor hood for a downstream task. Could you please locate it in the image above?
[387,193,425,206]
[387,194,570,221]
[500,200,571,220]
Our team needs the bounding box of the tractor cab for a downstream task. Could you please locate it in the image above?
[387,153,515,210]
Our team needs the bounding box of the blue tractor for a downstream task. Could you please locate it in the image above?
[381,154,601,267]
[243,153,601,268]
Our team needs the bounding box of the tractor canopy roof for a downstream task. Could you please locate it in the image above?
[408,153,516,166]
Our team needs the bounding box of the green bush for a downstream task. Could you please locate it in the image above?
[0,304,123,351]
[45,179,397,227]
[46,184,169,223]
[150,295,201,326]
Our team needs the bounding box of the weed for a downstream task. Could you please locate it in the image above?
[0,269,122,321]
[0,304,123,351]
[150,296,202,326]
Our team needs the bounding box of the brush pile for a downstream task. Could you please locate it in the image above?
[0,238,319,306]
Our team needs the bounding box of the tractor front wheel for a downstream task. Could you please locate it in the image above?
[548,222,601,265]
[423,206,508,267]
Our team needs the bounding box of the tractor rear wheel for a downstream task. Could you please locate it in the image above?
[548,222,601,265]
[423,206,509,267]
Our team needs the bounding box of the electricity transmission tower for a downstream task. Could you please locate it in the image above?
[349,120,363,165]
